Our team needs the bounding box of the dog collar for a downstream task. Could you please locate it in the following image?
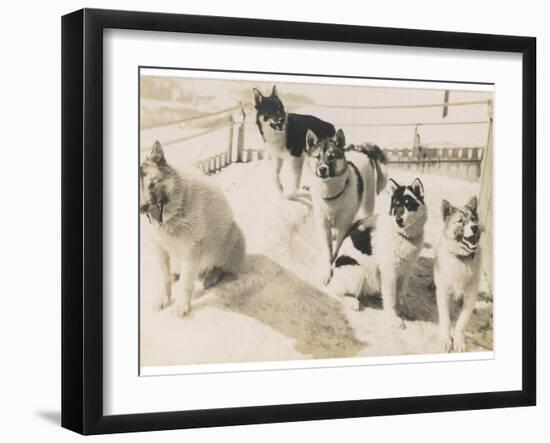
[397,230,422,243]
[322,178,349,200]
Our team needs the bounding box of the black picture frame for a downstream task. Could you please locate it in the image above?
[62,8,536,435]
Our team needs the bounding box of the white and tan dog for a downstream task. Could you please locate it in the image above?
[328,178,427,328]
[304,128,388,285]
[140,141,246,317]
[434,196,482,352]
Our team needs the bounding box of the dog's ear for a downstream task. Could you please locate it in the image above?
[305,129,318,153]
[389,178,400,195]
[465,195,478,212]
[410,178,424,200]
[334,128,346,149]
[271,85,278,97]
[441,199,455,221]
[252,88,263,105]
[148,141,166,166]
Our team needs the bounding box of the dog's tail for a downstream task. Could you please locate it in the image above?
[349,143,388,195]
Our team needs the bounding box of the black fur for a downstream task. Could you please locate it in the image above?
[347,161,364,207]
[389,180,424,219]
[253,87,335,158]
[349,224,373,256]
[334,255,359,268]
[285,113,335,157]
[349,143,388,164]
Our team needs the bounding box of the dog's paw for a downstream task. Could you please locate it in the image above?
[453,334,467,352]
[153,296,172,311]
[272,179,284,195]
[174,302,192,318]
[439,334,453,352]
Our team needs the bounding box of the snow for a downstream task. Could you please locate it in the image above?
[140,159,493,369]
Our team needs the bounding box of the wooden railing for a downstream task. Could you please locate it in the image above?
[196,144,484,182]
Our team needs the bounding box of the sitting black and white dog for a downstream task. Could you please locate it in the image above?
[328,178,427,328]
[253,85,335,197]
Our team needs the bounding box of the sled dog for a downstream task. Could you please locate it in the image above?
[140,141,246,317]
[304,129,388,285]
[253,85,335,196]
[328,178,427,327]
[434,196,482,352]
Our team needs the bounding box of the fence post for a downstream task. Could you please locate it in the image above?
[237,105,246,163]
[442,90,450,118]
[412,125,421,159]
[478,99,494,293]
[227,118,234,165]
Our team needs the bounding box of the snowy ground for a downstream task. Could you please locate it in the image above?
[140,160,493,368]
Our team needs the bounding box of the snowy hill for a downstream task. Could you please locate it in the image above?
[140,160,493,370]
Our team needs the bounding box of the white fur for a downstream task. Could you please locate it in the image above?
[257,120,305,196]
[374,213,425,325]
[310,151,385,285]
[434,240,482,352]
[328,206,426,329]
[144,169,246,317]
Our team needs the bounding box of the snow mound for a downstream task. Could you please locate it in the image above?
[140,160,493,368]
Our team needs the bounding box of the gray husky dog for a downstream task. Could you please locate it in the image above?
[303,128,388,285]
[328,178,427,328]
[140,141,246,317]
[434,196,482,352]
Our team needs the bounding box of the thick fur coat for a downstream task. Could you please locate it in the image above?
[434,196,482,352]
[328,179,427,327]
[140,141,246,316]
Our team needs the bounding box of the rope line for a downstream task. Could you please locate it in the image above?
[142,104,241,130]
[142,99,491,130]
[140,125,230,150]
[304,99,492,110]
[242,120,489,128]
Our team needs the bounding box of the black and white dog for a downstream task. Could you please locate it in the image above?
[328,178,427,328]
[253,85,335,197]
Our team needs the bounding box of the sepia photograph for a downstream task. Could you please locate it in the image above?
[138,69,494,372]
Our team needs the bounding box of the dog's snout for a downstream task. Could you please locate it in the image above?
[471,225,478,234]
[317,165,329,177]
[396,217,404,227]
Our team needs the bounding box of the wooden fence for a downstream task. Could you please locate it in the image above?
[184,102,490,182]
[385,146,484,182]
